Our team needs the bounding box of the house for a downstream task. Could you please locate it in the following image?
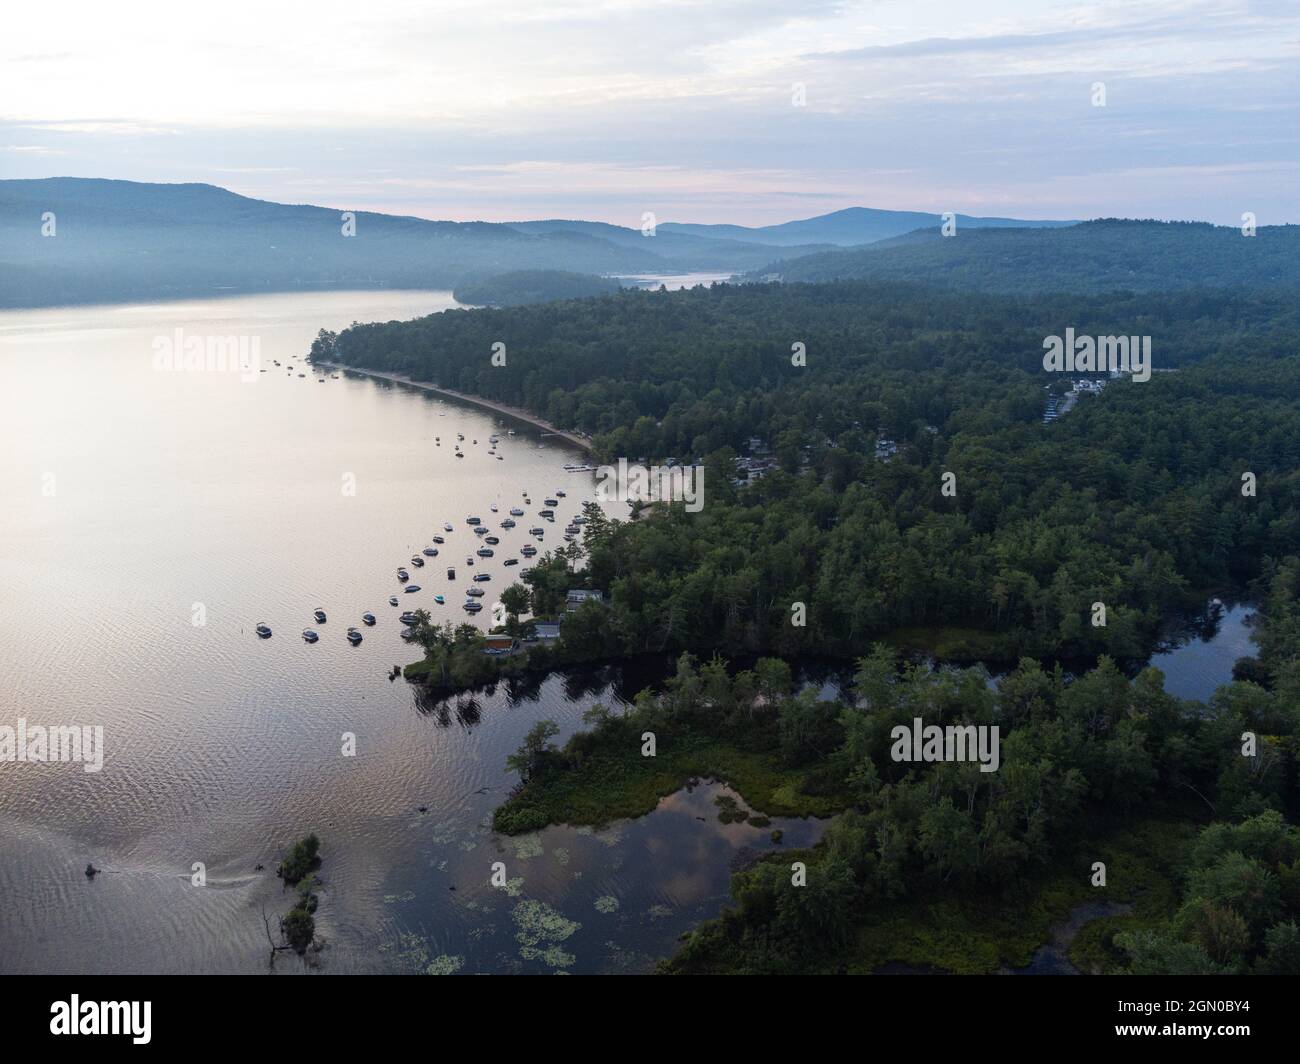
[531,622,562,641]
[565,589,605,612]
[483,633,516,655]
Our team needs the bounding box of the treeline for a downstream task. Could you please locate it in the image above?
[750,219,1300,293]
[321,280,1300,461]
[453,270,623,307]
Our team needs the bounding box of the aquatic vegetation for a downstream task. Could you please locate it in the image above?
[714,794,748,824]
[513,900,580,969]
[425,954,465,975]
[595,895,619,914]
[512,834,544,860]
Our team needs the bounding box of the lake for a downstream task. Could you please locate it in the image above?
[0,291,820,974]
[0,291,1253,974]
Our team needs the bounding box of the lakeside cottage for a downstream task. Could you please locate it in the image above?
[565,589,604,612]
[483,633,516,655]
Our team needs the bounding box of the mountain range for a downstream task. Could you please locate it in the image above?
[0,178,1075,308]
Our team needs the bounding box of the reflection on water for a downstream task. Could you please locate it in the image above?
[0,292,823,974]
[1146,599,1257,701]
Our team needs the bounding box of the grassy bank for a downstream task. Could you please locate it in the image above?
[493,732,846,835]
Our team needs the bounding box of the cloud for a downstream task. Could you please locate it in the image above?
[1,0,1297,225]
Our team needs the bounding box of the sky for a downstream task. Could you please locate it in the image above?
[2,0,1298,226]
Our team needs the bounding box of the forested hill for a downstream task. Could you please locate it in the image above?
[321,279,1300,459]
[452,270,623,307]
[747,219,1300,293]
[0,178,807,308]
[660,205,1075,246]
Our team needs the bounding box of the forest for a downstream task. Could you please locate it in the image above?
[748,219,1300,293]
[492,559,1300,974]
[329,269,1300,974]
[350,278,1300,666]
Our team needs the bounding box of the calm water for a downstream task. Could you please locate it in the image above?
[1147,599,1257,701]
[0,291,820,974]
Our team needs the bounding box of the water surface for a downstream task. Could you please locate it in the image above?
[0,291,822,974]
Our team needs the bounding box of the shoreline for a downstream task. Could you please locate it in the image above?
[318,362,593,453]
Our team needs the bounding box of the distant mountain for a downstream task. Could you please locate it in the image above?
[0,179,776,309]
[501,218,834,268]
[661,206,1076,247]
[744,219,1300,292]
